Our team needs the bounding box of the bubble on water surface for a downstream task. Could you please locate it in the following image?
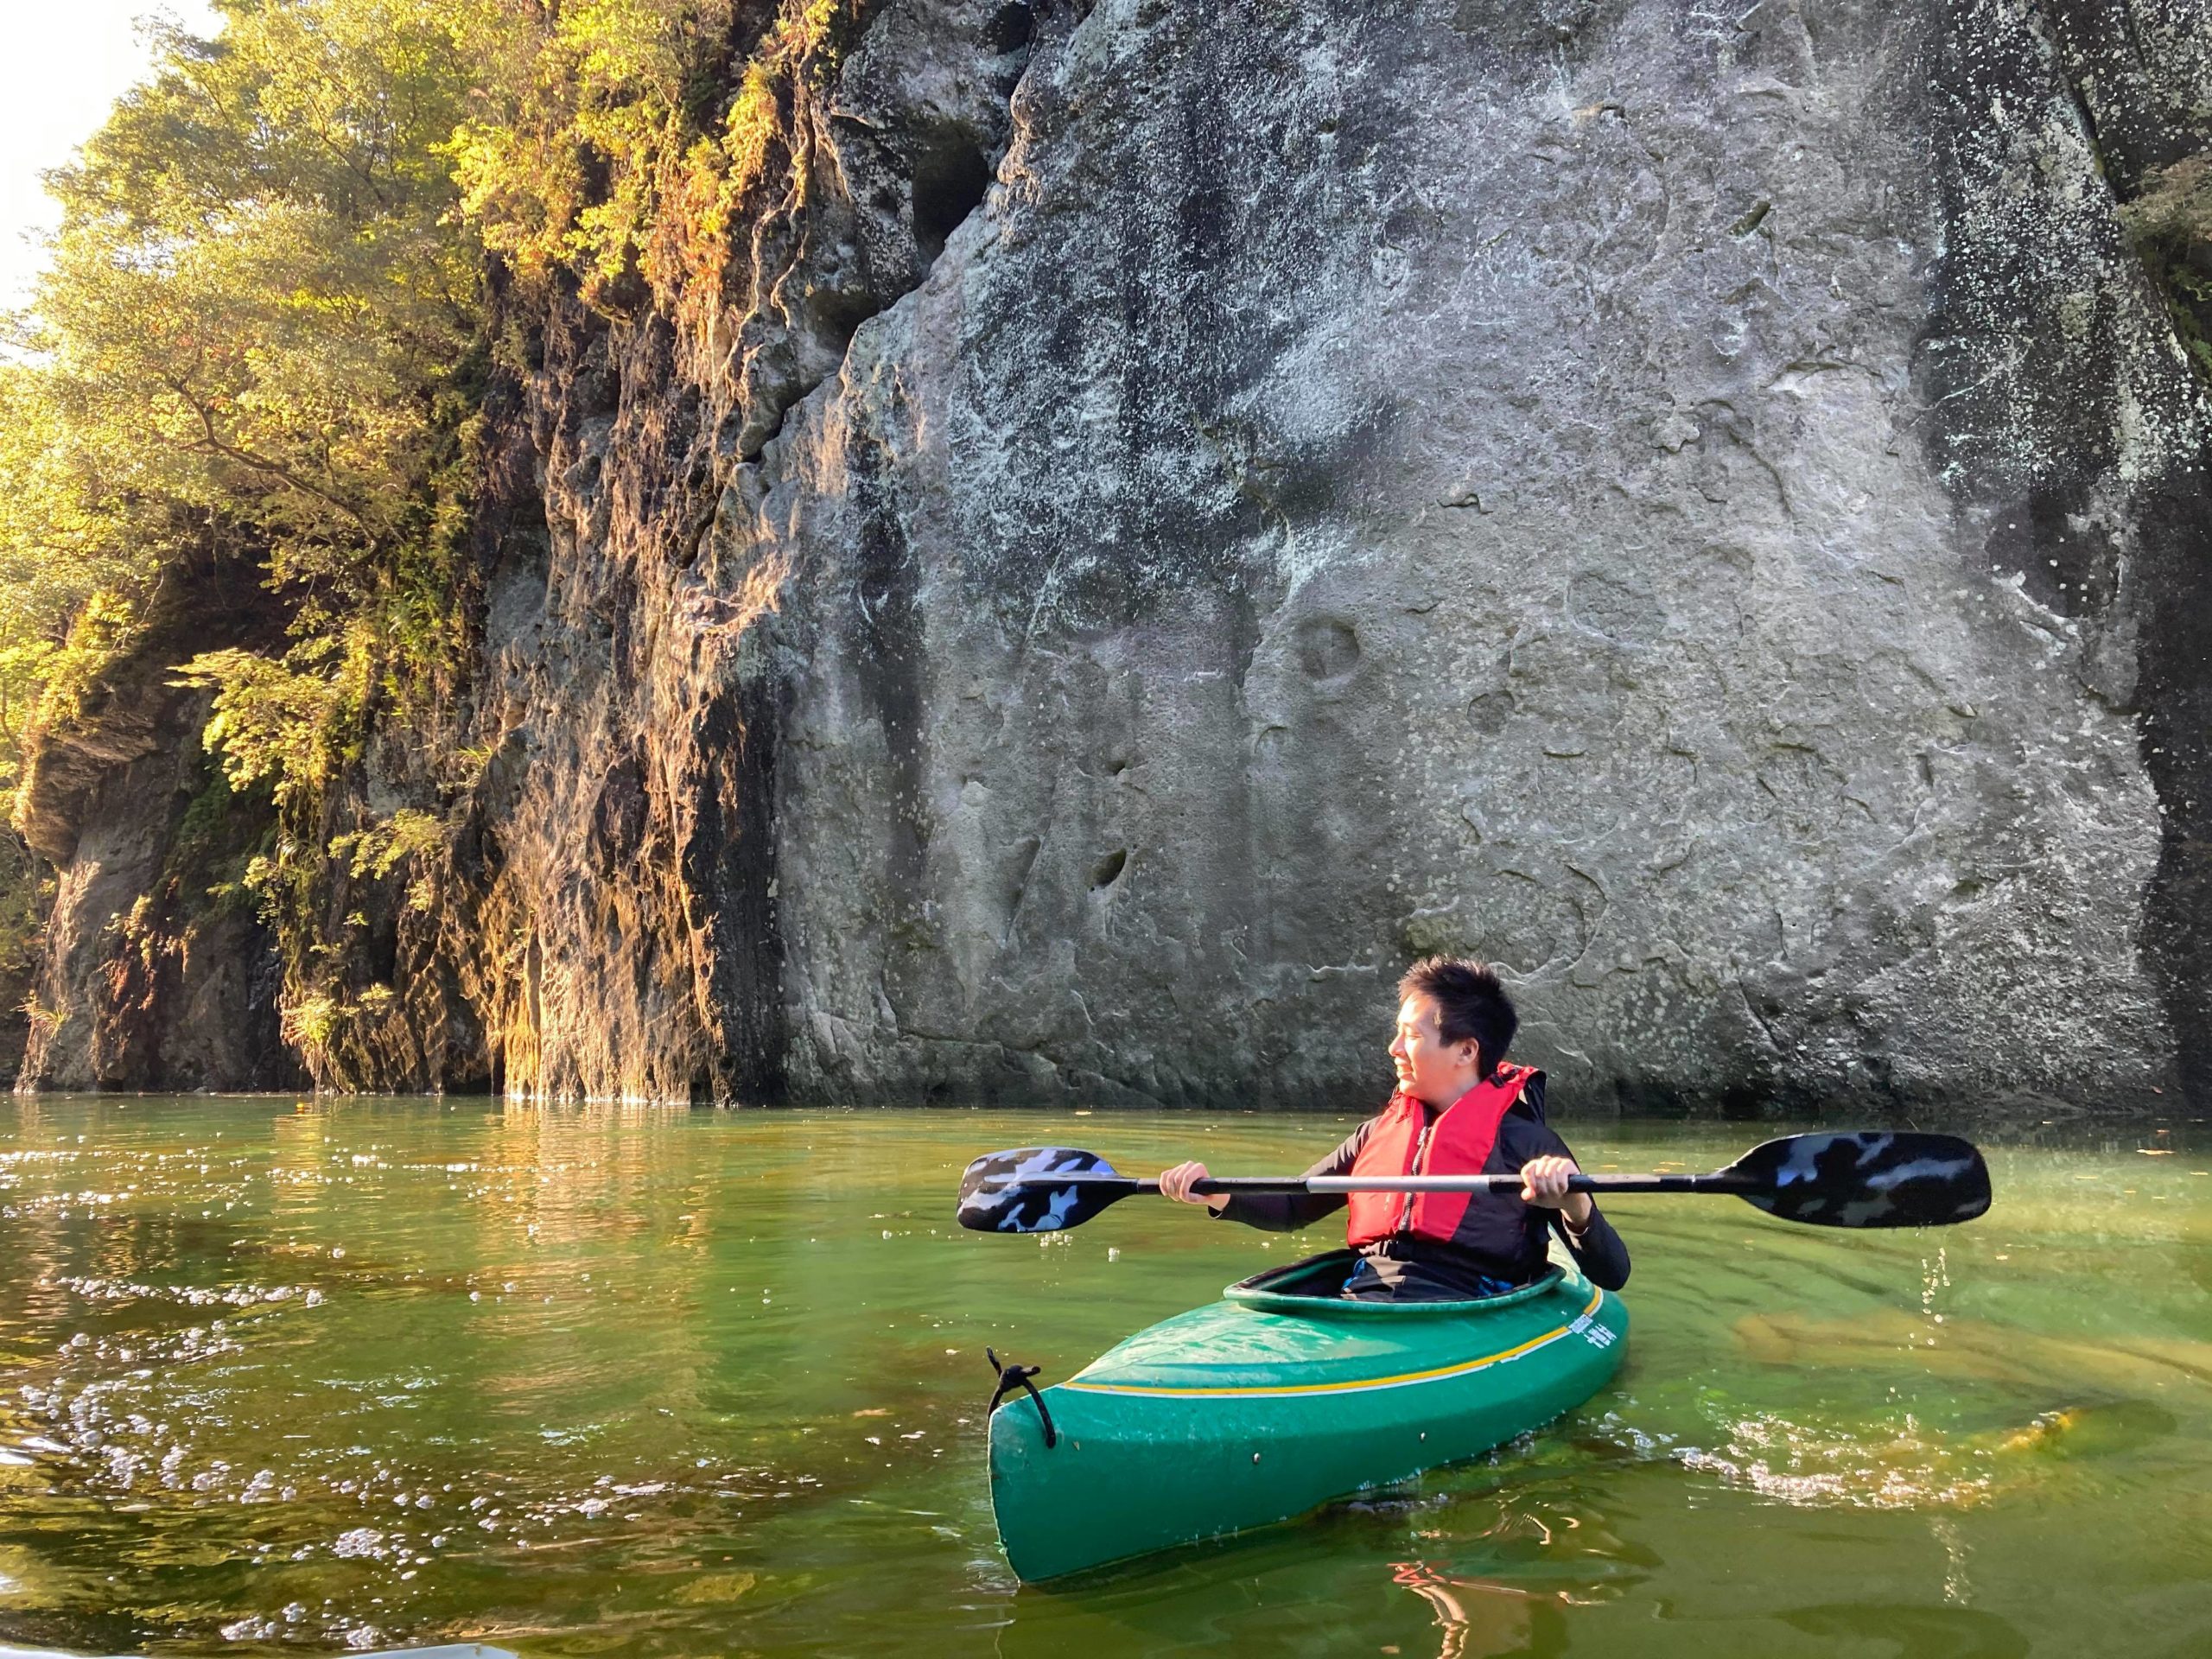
[1672,1410,1993,1510]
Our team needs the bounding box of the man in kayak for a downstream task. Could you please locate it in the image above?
[1160,957,1630,1300]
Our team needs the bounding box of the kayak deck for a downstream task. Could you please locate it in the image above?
[988,1252,1628,1580]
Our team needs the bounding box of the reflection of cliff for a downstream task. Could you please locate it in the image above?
[17,0,2212,1108]
[0,1100,79,1337]
[255,1103,749,1526]
[0,1100,975,1643]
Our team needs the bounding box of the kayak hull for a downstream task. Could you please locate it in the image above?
[988,1252,1628,1580]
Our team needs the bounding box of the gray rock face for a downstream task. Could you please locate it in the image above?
[445,0,2207,1110]
[22,0,2212,1111]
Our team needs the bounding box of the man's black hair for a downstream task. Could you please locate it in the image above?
[1398,957,1517,1077]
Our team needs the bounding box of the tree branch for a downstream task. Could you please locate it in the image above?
[162,372,379,539]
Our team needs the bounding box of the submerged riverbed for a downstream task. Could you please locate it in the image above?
[0,1098,2206,1657]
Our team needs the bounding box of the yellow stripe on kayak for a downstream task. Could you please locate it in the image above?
[1061,1285,1607,1399]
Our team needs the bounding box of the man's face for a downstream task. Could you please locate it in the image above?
[1389,994,1480,1106]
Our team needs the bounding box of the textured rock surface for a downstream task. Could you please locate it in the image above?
[19,0,2212,1110]
[12,563,300,1092]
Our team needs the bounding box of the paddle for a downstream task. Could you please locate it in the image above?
[956,1131,1991,1235]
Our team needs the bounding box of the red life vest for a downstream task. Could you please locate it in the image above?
[1344,1064,1536,1249]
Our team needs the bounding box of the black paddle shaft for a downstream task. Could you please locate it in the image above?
[967,1173,1745,1196]
[1189,1173,1747,1197]
[955,1133,1991,1233]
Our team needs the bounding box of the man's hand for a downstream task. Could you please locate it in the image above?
[1160,1160,1230,1213]
[1520,1154,1593,1230]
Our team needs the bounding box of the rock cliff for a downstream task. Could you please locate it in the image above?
[11,559,300,1092]
[19,0,2212,1110]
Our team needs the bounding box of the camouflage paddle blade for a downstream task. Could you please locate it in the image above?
[956,1147,1131,1233]
[1731,1132,1991,1228]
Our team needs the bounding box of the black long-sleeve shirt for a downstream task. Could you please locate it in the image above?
[1216,1077,1630,1300]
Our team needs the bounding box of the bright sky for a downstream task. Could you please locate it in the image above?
[0,0,221,311]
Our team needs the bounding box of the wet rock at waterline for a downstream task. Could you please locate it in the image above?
[16,0,2212,1108]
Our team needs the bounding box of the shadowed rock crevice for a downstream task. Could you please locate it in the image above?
[11,557,300,1093]
[1916,0,2212,1105]
[683,671,791,1103]
[846,428,932,908]
[2134,461,2212,1107]
[911,129,993,266]
[2052,0,2212,1105]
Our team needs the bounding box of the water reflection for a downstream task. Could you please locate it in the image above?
[0,1101,2206,1656]
[1773,1602,2028,1658]
[1385,1560,1564,1659]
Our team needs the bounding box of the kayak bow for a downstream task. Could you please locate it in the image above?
[987,1250,1628,1580]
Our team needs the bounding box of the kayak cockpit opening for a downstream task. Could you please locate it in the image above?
[1224,1250,1576,1317]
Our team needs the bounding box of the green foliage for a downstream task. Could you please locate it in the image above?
[3,0,852,811]
[329,807,446,880]
[168,768,274,914]
[0,838,43,971]
[448,0,853,315]
[2120,157,2212,251]
[35,0,481,566]
[0,0,849,1080]
[174,646,354,807]
[2,0,487,832]
[281,988,344,1053]
[328,806,448,912]
[0,366,165,787]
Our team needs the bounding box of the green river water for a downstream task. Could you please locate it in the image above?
[0,1097,2206,1658]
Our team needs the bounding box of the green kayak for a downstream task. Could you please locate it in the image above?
[987,1250,1629,1580]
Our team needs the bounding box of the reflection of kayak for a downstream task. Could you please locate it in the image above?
[988,1249,1629,1580]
